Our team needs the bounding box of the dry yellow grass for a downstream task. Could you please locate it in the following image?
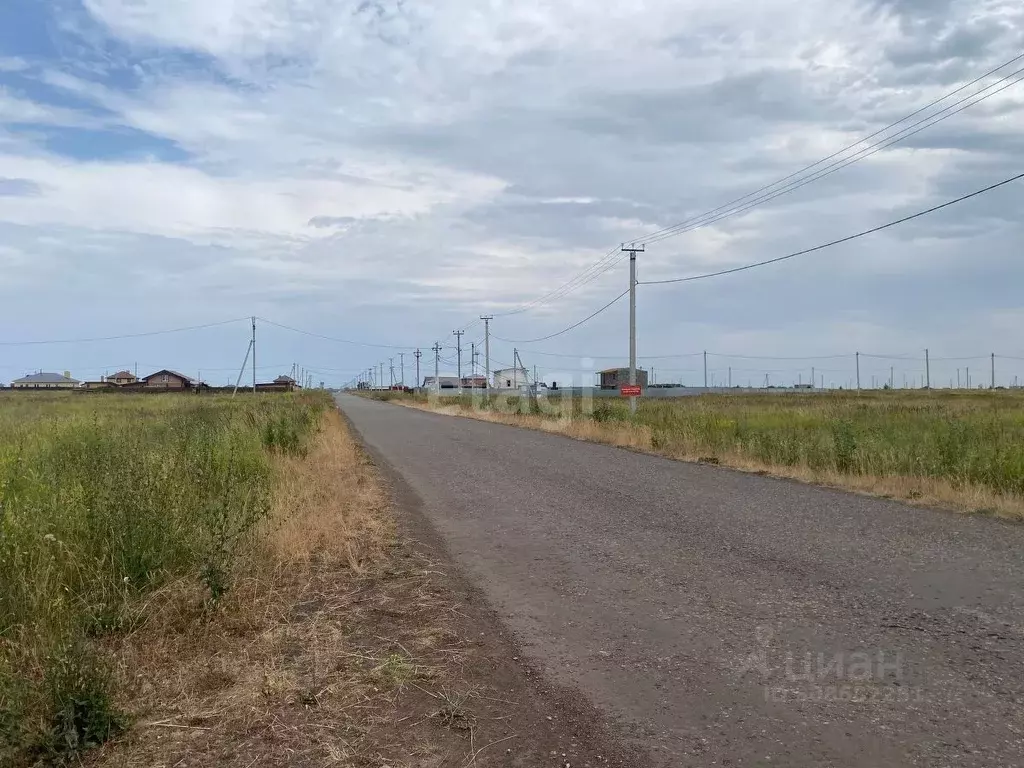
[87,405,544,768]
[401,401,1024,520]
[265,408,393,571]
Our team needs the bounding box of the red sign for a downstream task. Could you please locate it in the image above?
[620,385,642,397]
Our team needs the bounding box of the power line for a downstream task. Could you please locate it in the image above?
[492,289,630,344]
[470,52,1024,320]
[640,170,1024,285]
[0,317,249,346]
[637,52,1024,247]
[257,317,415,350]
[489,246,623,318]
[643,67,1024,248]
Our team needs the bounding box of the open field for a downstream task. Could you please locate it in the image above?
[0,391,328,764]
[364,388,1024,518]
[2,391,634,766]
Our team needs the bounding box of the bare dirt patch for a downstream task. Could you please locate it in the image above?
[88,407,645,767]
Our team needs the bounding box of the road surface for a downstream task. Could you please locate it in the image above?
[337,394,1024,767]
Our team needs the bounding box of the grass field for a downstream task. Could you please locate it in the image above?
[0,391,328,765]
[368,389,1024,518]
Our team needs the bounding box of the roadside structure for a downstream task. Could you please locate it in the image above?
[140,370,196,390]
[493,367,529,389]
[11,372,80,389]
[599,368,649,390]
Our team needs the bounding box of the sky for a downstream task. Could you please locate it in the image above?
[0,0,1022,388]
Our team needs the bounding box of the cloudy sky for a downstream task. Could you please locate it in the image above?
[0,0,1022,388]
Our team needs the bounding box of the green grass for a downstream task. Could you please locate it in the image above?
[0,391,329,765]
[369,389,1024,504]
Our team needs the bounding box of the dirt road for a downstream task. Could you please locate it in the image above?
[336,394,1024,767]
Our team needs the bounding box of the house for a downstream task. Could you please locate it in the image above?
[109,370,138,386]
[273,375,298,391]
[493,367,528,389]
[11,372,80,389]
[141,369,195,390]
[598,367,649,390]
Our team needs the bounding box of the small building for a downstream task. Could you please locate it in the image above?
[462,375,487,389]
[271,375,298,392]
[12,372,80,389]
[141,369,195,390]
[599,367,649,390]
[422,376,462,389]
[81,380,115,390]
[109,370,138,386]
[493,368,528,390]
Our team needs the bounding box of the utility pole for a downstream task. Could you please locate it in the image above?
[471,343,476,377]
[399,352,405,387]
[389,358,395,388]
[453,330,464,386]
[480,316,493,395]
[925,349,930,389]
[855,352,860,391]
[513,349,518,388]
[415,349,422,389]
[432,343,442,394]
[251,316,257,395]
[811,367,815,389]
[957,369,961,389]
[967,367,971,389]
[703,350,708,389]
[991,353,996,389]
[890,366,894,389]
[622,243,644,415]
[729,366,732,388]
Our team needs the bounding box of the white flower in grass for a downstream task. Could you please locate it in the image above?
[43,533,56,543]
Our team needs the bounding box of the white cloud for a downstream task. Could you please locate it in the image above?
[0,0,1021,383]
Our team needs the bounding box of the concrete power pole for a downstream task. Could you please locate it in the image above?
[704,351,708,389]
[453,330,464,387]
[251,316,257,395]
[432,343,442,394]
[399,352,405,387]
[414,349,422,389]
[622,244,644,415]
[480,316,493,395]
[925,349,930,389]
[389,358,395,388]
[992,352,996,389]
[855,352,861,391]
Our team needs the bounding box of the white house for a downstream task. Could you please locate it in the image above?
[493,367,529,389]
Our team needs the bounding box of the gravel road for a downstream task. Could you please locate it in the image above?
[337,394,1024,767]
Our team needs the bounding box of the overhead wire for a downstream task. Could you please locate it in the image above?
[0,317,249,346]
[465,52,1024,326]
[257,317,415,350]
[636,52,1024,247]
[640,170,1024,285]
[491,289,630,344]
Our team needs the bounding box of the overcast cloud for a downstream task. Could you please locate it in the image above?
[0,0,1022,387]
